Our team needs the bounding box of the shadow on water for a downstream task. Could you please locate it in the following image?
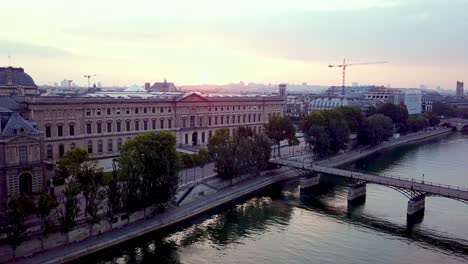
[298,184,468,259]
[74,187,294,264]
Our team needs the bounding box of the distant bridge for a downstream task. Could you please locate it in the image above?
[441,118,468,131]
[270,156,468,222]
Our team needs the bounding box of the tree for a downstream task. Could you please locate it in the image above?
[335,106,364,133]
[77,161,103,218]
[118,131,180,213]
[106,160,122,229]
[264,116,297,157]
[328,118,350,153]
[37,192,58,235]
[58,179,81,233]
[432,101,456,117]
[307,125,331,159]
[407,115,429,132]
[207,128,231,155]
[377,103,409,132]
[358,114,394,146]
[5,195,36,256]
[55,148,89,180]
[196,149,211,179]
[235,126,254,139]
[251,134,272,176]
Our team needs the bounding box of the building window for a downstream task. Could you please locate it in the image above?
[97,109,101,116]
[19,146,28,163]
[221,116,224,125]
[190,116,195,127]
[215,116,218,125]
[209,130,212,138]
[107,108,111,115]
[135,108,139,114]
[237,115,240,123]
[117,108,121,115]
[47,145,53,159]
[199,117,203,127]
[143,107,147,114]
[87,141,93,154]
[98,140,103,153]
[135,120,139,131]
[160,119,164,129]
[59,144,65,158]
[107,122,112,133]
[108,139,113,152]
[168,107,172,113]
[126,121,131,131]
[208,117,212,126]
[160,107,164,113]
[57,125,63,137]
[144,120,148,130]
[87,123,92,134]
[86,109,91,116]
[253,115,256,122]
[202,132,205,143]
[168,119,172,129]
[227,116,230,124]
[97,123,102,134]
[215,107,218,111]
[126,108,130,114]
[70,143,76,150]
[117,138,122,150]
[185,134,188,144]
[69,124,74,136]
[248,115,251,123]
[117,121,121,132]
[232,116,235,124]
[182,118,186,128]
[46,126,51,137]
[152,107,155,113]
[152,119,156,130]
[243,115,246,123]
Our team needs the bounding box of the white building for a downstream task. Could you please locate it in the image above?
[308,97,371,112]
[403,90,422,115]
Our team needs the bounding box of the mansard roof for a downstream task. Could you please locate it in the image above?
[0,111,40,137]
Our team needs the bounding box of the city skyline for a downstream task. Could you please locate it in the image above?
[1,0,467,89]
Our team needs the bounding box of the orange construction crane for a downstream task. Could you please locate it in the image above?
[328,58,387,95]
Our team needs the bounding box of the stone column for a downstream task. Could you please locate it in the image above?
[300,174,320,190]
[407,194,425,223]
[348,182,366,205]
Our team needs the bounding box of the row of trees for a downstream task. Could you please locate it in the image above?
[300,103,441,158]
[208,126,272,180]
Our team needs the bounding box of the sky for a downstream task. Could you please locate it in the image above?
[0,0,467,89]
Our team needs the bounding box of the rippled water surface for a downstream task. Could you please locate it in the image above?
[80,132,468,264]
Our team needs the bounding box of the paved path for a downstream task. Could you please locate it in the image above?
[12,168,299,264]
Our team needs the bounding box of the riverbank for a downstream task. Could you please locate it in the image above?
[317,127,453,168]
[9,168,300,264]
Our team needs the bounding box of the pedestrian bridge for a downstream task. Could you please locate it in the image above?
[269,157,468,222]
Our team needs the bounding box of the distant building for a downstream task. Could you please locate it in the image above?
[402,90,422,115]
[365,87,401,104]
[456,81,464,98]
[421,90,442,112]
[308,97,371,112]
[144,82,151,90]
[146,78,178,92]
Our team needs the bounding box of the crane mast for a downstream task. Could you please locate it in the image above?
[83,74,97,88]
[328,58,387,95]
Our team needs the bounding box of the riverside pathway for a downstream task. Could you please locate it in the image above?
[13,168,299,264]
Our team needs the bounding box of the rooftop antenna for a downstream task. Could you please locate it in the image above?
[8,53,11,66]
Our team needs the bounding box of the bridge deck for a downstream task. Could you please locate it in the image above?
[270,158,468,201]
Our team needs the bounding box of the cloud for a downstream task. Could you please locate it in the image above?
[0,40,74,57]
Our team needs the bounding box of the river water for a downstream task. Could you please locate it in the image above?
[80,132,468,264]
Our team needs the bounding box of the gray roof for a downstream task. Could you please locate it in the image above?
[0,111,40,137]
[0,67,37,88]
[0,96,21,110]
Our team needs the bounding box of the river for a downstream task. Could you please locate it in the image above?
[79,132,468,264]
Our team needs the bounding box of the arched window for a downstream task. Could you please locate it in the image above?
[98,140,103,153]
[19,173,33,194]
[59,144,65,158]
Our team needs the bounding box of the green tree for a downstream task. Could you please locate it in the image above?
[118,131,180,213]
[195,149,211,178]
[307,125,331,159]
[5,195,36,257]
[377,103,409,132]
[407,115,429,132]
[358,114,394,145]
[235,126,254,139]
[55,148,89,179]
[77,161,103,218]
[328,119,350,153]
[251,134,272,176]
[336,106,364,133]
[58,179,81,233]
[432,101,456,117]
[106,160,122,229]
[264,116,297,157]
[37,192,58,235]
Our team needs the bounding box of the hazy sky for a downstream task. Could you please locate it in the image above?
[1,0,467,88]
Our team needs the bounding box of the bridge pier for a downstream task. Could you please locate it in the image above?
[407,194,425,223]
[300,174,320,190]
[348,182,366,205]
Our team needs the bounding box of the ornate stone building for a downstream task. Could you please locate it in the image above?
[0,67,286,210]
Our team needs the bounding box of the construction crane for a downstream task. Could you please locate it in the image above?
[328,59,387,95]
[83,74,97,88]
